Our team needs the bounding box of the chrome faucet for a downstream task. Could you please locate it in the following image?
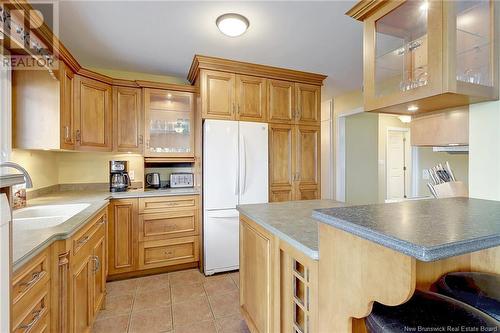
[0,162,33,188]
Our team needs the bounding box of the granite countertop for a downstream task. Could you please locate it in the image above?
[237,200,346,260]
[313,197,500,262]
[13,187,200,271]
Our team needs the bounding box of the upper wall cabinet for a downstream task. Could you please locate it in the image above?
[144,88,194,158]
[73,75,113,151]
[268,79,295,123]
[236,74,268,122]
[13,62,76,150]
[347,0,499,114]
[113,86,143,153]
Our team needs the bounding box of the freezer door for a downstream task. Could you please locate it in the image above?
[203,120,239,210]
[203,209,240,275]
[239,122,269,205]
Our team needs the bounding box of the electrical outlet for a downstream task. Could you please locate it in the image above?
[129,170,135,181]
[422,169,430,180]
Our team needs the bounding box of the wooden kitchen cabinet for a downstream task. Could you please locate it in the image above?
[91,236,106,317]
[60,62,76,150]
[239,215,279,333]
[200,69,235,119]
[113,86,143,153]
[348,0,499,114]
[269,124,320,202]
[108,199,139,275]
[73,75,113,151]
[144,88,194,158]
[268,79,295,123]
[235,74,268,122]
[295,83,320,125]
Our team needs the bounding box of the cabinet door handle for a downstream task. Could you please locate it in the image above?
[20,271,42,288]
[93,256,100,273]
[237,104,240,115]
[20,309,42,330]
[75,130,81,143]
[146,140,150,149]
[76,235,89,247]
[138,134,144,145]
[64,126,70,140]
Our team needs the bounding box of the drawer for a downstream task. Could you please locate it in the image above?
[139,195,198,214]
[72,210,106,257]
[138,236,199,270]
[13,282,50,333]
[139,209,198,241]
[12,249,50,307]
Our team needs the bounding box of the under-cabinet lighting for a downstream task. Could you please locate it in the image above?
[167,93,172,99]
[216,13,250,37]
[407,105,419,112]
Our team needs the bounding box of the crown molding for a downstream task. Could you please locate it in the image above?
[345,0,388,21]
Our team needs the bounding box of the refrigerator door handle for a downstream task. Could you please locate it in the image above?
[234,157,239,196]
[241,135,247,195]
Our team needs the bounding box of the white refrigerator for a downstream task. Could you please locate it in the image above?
[203,120,268,275]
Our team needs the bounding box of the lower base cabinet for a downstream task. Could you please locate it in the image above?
[12,207,107,333]
[239,215,318,333]
[108,195,201,278]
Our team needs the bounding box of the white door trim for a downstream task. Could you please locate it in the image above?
[386,127,411,200]
[335,107,364,202]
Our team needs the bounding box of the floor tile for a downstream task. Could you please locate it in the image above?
[129,305,173,333]
[134,286,171,311]
[208,291,240,318]
[92,314,129,333]
[106,278,139,297]
[169,269,204,286]
[136,273,170,293]
[171,283,205,303]
[172,295,213,327]
[229,271,240,288]
[203,275,238,297]
[96,294,134,320]
[216,313,250,333]
[173,319,217,333]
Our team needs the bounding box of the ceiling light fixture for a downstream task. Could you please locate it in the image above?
[216,13,249,37]
[407,105,419,112]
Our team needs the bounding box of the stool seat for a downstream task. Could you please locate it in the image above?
[366,290,499,333]
[433,272,500,321]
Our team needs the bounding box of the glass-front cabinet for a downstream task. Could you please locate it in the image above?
[144,89,194,158]
[349,0,498,114]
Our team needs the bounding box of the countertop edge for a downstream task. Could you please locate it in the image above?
[238,209,319,261]
[13,200,110,271]
[312,211,500,262]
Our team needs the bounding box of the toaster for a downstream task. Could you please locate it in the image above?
[170,173,194,188]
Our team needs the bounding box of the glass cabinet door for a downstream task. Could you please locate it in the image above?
[374,0,430,97]
[455,0,493,87]
[144,89,194,157]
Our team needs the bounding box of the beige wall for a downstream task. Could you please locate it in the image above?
[11,150,59,190]
[345,112,379,205]
[88,67,189,85]
[57,152,144,184]
[333,90,363,117]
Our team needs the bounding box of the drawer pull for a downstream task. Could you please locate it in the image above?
[76,235,90,246]
[20,309,42,330]
[19,271,42,289]
[92,255,101,273]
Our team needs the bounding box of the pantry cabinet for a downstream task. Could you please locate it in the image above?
[268,79,295,123]
[73,75,113,151]
[295,83,321,125]
[269,124,320,202]
[113,86,143,153]
[347,0,499,114]
[235,74,268,122]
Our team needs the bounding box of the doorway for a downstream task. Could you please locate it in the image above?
[386,128,411,200]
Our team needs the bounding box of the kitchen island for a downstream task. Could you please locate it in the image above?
[237,198,500,333]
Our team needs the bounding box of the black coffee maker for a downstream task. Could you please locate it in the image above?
[109,160,131,192]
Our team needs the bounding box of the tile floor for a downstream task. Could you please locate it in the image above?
[92,269,249,333]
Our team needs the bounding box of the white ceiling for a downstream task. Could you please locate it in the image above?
[57,1,363,99]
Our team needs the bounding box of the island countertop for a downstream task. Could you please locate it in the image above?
[237,200,346,260]
[313,197,500,262]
